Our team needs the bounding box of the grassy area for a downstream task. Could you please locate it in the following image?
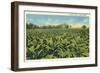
[26,28,89,60]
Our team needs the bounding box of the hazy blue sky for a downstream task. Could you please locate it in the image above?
[26,14,89,26]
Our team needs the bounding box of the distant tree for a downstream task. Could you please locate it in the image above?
[61,23,69,29]
[48,25,53,29]
[26,23,33,29]
[82,25,87,29]
[65,24,69,29]
[41,26,47,29]
[26,23,38,29]
[56,25,62,28]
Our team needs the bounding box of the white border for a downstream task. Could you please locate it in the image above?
[18,5,96,68]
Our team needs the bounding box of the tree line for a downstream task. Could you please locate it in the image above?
[26,23,87,29]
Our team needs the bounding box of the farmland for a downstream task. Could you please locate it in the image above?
[26,28,89,60]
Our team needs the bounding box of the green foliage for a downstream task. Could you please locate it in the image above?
[26,23,38,29]
[26,28,89,60]
[82,25,87,29]
[26,23,70,29]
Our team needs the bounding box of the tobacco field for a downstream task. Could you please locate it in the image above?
[26,28,89,60]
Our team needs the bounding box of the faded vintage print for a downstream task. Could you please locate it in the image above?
[25,12,89,60]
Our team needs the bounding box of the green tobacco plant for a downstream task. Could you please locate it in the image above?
[26,28,89,59]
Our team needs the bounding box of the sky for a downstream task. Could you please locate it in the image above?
[26,14,89,26]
